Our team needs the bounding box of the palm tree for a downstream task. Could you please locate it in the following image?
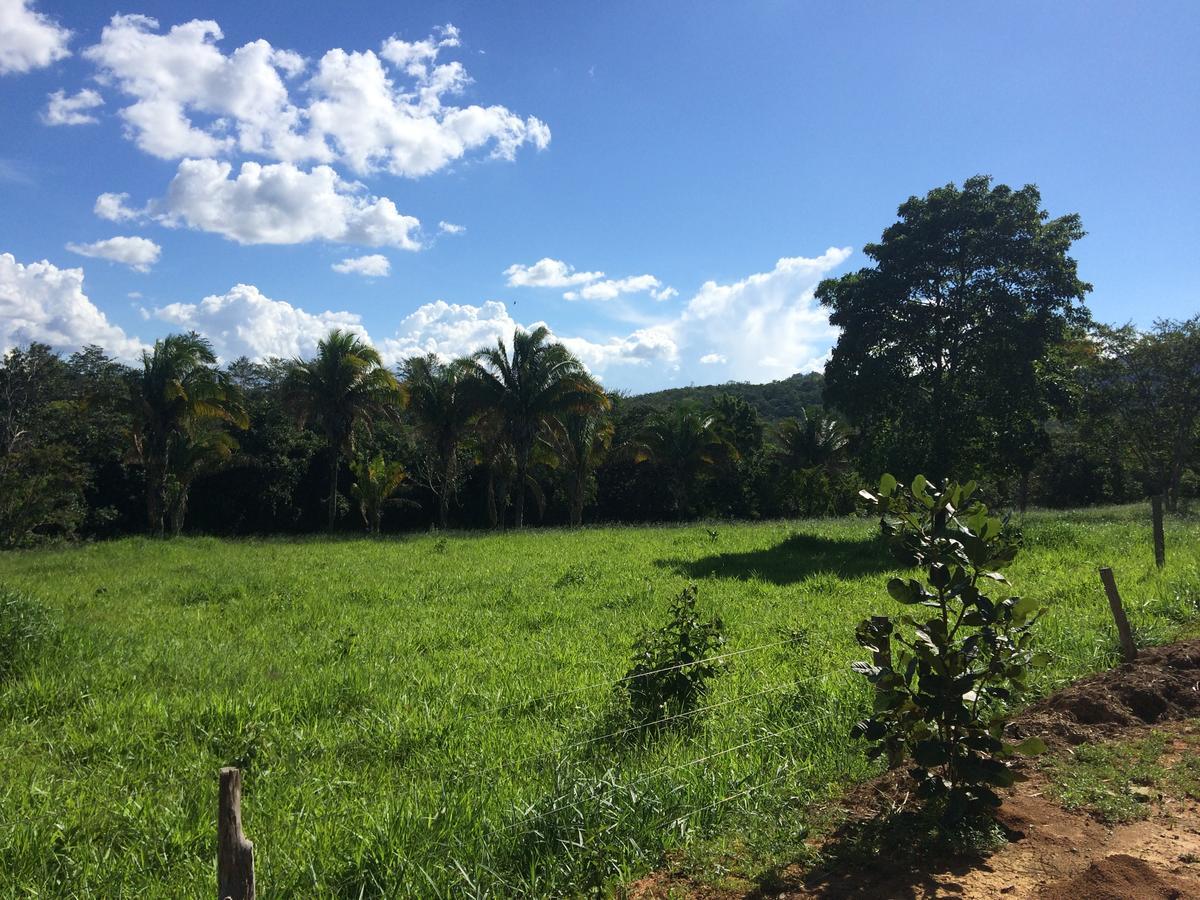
[400,354,476,528]
[127,333,246,538]
[543,405,614,527]
[350,453,410,534]
[470,327,605,528]
[635,404,734,518]
[774,408,850,471]
[283,330,403,531]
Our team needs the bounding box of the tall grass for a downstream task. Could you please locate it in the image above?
[0,505,1196,896]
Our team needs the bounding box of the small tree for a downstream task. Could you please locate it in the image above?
[623,585,727,727]
[350,453,410,534]
[852,475,1048,823]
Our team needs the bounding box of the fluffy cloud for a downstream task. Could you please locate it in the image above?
[0,252,143,358]
[378,299,520,363]
[565,274,664,302]
[375,298,677,375]
[94,191,142,222]
[504,258,603,288]
[42,87,103,125]
[65,235,161,272]
[79,16,549,175]
[147,159,421,248]
[561,326,679,371]
[153,283,366,361]
[438,220,465,235]
[508,257,676,301]
[331,254,390,277]
[677,247,851,381]
[0,0,70,75]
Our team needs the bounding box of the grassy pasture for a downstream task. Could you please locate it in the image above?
[1,506,1198,896]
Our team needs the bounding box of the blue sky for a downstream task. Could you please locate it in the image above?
[1,0,1197,392]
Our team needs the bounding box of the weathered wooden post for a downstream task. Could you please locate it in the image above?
[218,767,255,900]
[1151,494,1166,569]
[869,615,904,769]
[1099,567,1138,664]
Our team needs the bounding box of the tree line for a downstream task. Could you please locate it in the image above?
[2,176,1197,544]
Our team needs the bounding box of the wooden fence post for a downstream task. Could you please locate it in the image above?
[218,767,255,900]
[1151,494,1166,569]
[870,615,904,769]
[1099,567,1138,665]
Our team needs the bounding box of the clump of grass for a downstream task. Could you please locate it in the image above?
[1043,724,1200,824]
[0,584,56,682]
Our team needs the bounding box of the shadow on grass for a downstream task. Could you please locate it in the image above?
[654,532,895,585]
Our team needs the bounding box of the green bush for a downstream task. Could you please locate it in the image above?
[622,585,727,726]
[852,475,1048,822]
[0,585,56,682]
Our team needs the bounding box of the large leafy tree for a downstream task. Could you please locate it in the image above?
[470,327,605,528]
[127,333,246,537]
[635,404,735,518]
[817,176,1091,483]
[400,354,477,528]
[283,330,403,531]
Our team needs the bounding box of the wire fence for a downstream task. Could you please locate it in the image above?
[215,636,863,899]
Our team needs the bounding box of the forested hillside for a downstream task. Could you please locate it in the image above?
[628,372,825,422]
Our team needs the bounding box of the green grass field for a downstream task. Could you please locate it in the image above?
[1,506,1198,897]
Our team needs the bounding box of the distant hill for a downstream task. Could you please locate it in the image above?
[627,371,825,422]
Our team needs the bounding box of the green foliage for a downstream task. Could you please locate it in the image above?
[0,445,87,547]
[623,585,727,726]
[852,475,1050,822]
[349,453,411,533]
[0,584,56,682]
[818,175,1091,481]
[631,371,825,423]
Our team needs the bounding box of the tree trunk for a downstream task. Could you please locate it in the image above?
[569,475,583,528]
[1151,493,1166,569]
[485,467,499,529]
[146,459,167,538]
[513,444,529,528]
[1017,469,1030,514]
[438,453,453,529]
[327,450,339,532]
[170,485,189,538]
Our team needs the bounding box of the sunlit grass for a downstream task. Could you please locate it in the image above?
[0,504,1197,896]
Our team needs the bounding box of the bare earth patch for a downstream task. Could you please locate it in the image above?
[629,640,1200,899]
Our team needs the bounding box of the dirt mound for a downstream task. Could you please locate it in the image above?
[1039,853,1194,900]
[1011,639,1200,748]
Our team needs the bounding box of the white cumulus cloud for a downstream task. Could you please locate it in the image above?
[378,299,520,364]
[699,353,726,365]
[0,252,143,358]
[42,87,103,125]
[677,247,851,382]
[331,254,390,277]
[438,220,465,235]
[78,16,549,176]
[564,274,664,302]
[0,0,71,75]
[65,235,161,272]
[94,191,143,222]
[153,283,367,361]
[147,158,422,249]
[504,258,603,288]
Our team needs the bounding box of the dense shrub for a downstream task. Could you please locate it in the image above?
[622,585,727,726]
